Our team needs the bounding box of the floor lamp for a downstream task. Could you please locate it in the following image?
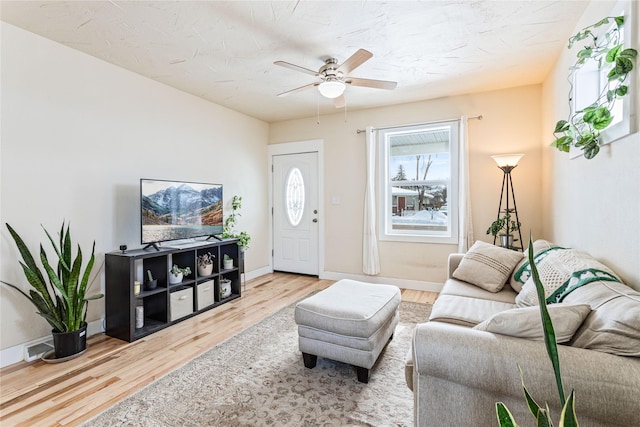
[491,154,524,250]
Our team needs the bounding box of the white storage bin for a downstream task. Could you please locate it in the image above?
[170,287,193,321]
[197,280,215,310]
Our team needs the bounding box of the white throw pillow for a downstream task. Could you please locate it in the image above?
[473,303,591,343]
[452,240,523,292]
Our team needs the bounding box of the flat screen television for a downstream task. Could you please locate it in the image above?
[140,178,223,249]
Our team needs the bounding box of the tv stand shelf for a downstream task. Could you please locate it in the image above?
[105,239,242,342]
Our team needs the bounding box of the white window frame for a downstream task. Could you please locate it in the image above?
[378,121,459,244]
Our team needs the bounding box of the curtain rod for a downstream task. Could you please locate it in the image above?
[355,115,483,134]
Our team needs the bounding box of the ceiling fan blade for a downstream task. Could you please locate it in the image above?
[346,77,397,90]
[276,82,318,97]
[274,61,318,76]
[333,95,346,108]
[336,49,373,74]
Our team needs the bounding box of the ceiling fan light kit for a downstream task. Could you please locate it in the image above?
[318,80,346,98]
[275,49,397,106]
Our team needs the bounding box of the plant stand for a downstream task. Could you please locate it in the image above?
[493,162,523,251]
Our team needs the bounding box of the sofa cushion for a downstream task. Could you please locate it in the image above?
[473,303,591,343]
[509,239,557,292]
[429,294,516,327]
[562,281,640,357]
[515,248,621,307]
[440,278,518,304]
[452,240,523,292]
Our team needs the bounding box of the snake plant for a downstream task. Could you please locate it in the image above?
[1,222,103,333]
[496,236,579,426]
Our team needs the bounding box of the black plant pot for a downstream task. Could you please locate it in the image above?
[52,324,87,359]
[145,279,158,291]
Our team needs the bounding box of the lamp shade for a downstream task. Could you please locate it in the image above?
[491,154,524,168]
[318,80,346,99]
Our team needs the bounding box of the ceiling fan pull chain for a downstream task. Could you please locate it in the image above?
[316,91,320,125]
[344,97,348,123]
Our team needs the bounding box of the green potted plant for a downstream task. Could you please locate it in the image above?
[552,15,637,159]
[169,264,191,285]
[223,254,234,270]
[486,212,521,248]
[1,222,103,360]
[197,252,215,277]
[222,195,251,251]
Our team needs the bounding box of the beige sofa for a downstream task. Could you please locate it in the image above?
[406,241,640,427]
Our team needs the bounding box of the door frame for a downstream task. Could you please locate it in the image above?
[268,139,325,278]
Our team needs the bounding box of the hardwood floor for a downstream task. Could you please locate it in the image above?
[0,272,438,427]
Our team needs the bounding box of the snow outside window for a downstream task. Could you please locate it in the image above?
[378,121,459,244]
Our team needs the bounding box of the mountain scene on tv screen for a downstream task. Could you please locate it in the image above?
[142,184,223,233]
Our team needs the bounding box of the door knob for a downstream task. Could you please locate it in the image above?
[312,218,318,223]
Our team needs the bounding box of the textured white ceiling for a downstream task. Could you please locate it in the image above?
[1,1,588,123]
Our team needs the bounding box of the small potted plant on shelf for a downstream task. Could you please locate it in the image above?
[169,264,191,285]
[197,252,215,276]
[486,212,521,248]
[1,222,103,360]
[223,254,234,270]
[145,270,158,290]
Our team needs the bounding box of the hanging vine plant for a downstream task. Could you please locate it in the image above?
[552,15,637,159]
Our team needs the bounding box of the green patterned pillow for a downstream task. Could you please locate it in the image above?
[515,248,621,307]
[510,240,560,292]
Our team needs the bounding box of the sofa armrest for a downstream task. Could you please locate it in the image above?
[447,253,464,279]
[413,321,640,426]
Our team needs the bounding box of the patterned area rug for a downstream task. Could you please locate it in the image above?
[84,300,432,426]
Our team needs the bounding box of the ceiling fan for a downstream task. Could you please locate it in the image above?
[274,49,397,108]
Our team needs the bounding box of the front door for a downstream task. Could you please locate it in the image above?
[272,152,319,275]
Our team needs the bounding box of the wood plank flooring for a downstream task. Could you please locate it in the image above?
[0,272,438,427]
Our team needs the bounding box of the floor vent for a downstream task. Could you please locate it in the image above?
[25,340,54,362]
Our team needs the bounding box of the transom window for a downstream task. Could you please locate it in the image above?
[378,121,459,243]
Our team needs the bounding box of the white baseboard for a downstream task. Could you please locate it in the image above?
[0,268,275,369]
[244,266,272,281]
[1,268,437,368]
[320,271,443,293]
[246,267,442,292]
[0,318,104,368]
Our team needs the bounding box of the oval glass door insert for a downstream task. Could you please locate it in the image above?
[285,167,305,226]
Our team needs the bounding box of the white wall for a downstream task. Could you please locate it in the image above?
[269,85,543,286]
[541,1,640,290]
[0,22,270,353]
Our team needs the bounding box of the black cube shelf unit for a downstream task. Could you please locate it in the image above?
[105,239,242,342]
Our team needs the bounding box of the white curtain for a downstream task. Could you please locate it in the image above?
[458,116,474,253]
[363,126,380,275]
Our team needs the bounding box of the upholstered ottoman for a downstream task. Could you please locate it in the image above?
[294,279,401,383]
